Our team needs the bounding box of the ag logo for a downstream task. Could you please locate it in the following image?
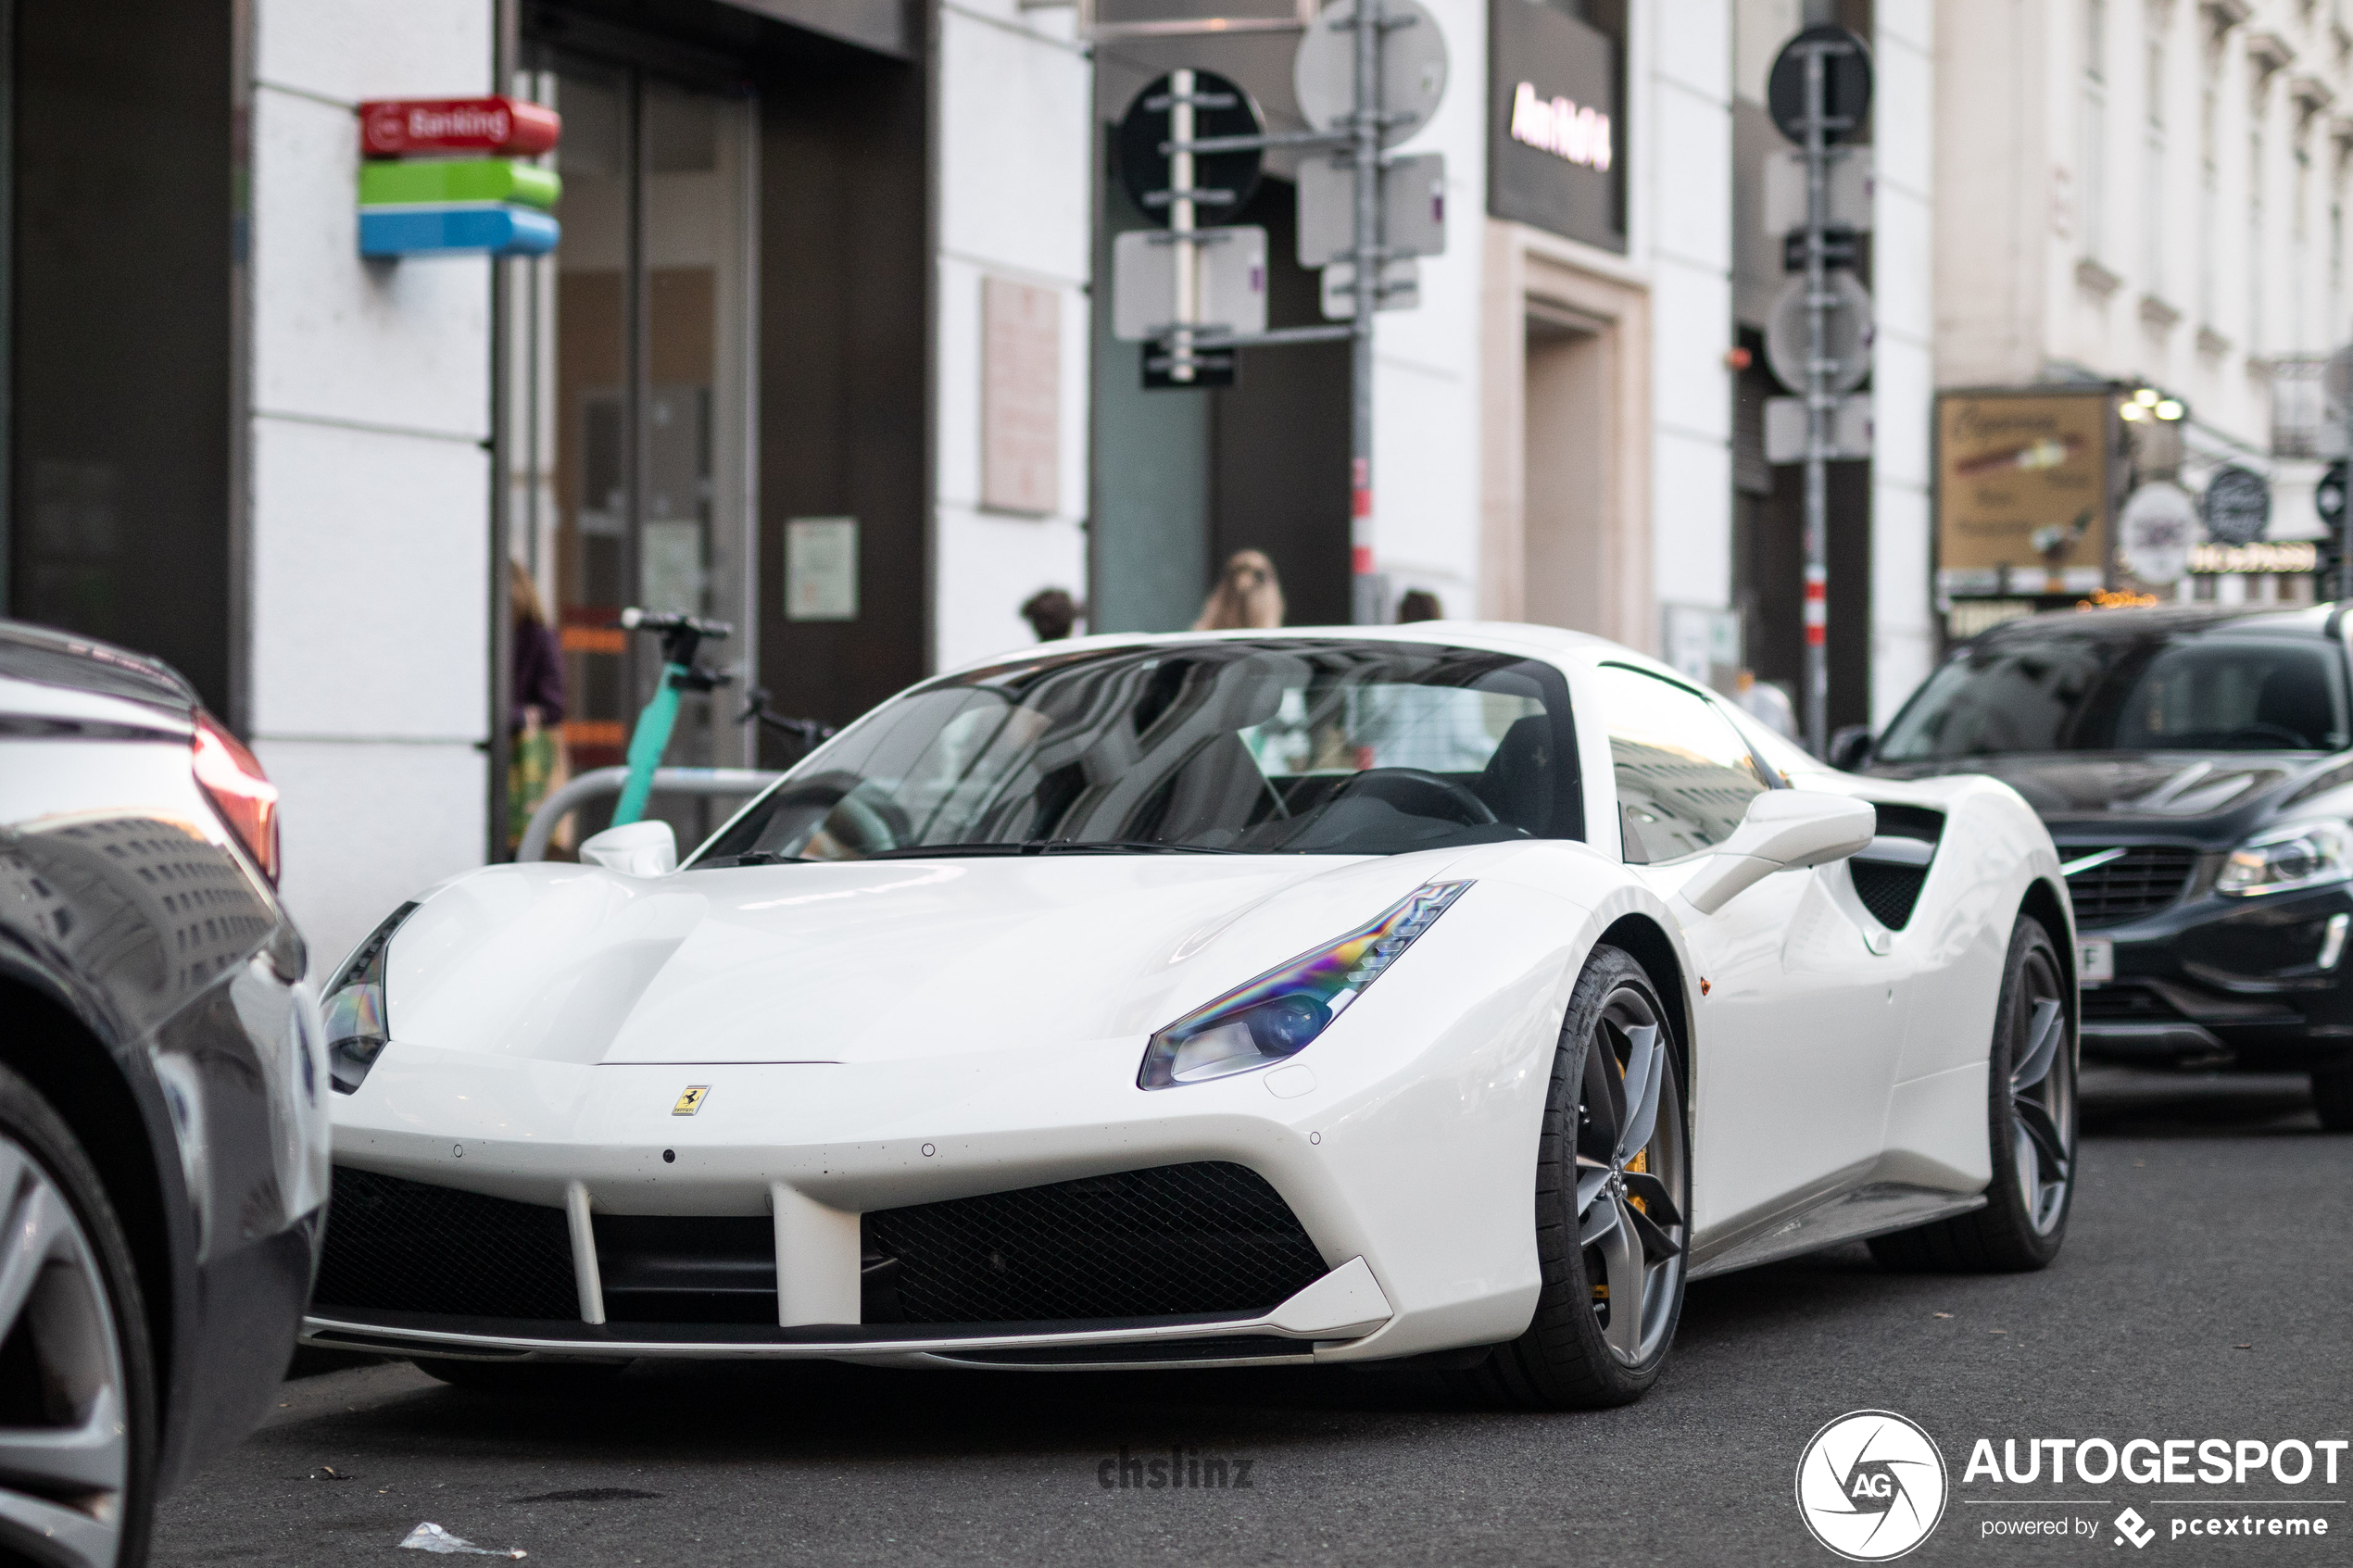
[1795,1410,1948,1561]
[673,1085,709,1116]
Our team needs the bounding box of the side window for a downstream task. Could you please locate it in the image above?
[1593,664,1770,863]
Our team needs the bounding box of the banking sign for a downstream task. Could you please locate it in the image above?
[1487,0,1622,251]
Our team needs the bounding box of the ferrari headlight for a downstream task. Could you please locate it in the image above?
[2216,822,2353,897]
[322,901,418,1094]
[1139,881,1472,1090]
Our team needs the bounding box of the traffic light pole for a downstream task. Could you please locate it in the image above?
[1800,38,1833,758]
[1350,0,1382,623]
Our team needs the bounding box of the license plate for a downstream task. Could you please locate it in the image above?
[2078,936,2114,986]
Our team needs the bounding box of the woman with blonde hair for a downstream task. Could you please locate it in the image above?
[1193,549,1285,631]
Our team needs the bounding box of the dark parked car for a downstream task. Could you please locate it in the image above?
[1843,603,2353,1130]
[0,621,328,1568]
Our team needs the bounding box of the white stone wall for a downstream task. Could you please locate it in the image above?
[249,0,495,971]
[1872,0,1936,726]
[1371,0,1489,622]
[933,0,1094,671]
[1638,0,1736,633]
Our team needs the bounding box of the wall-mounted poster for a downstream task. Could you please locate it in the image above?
[1934,388,2116,596]
[786,517,859,621]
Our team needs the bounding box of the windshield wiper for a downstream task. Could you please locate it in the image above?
[863,838,1239,859]
[1031,839,1239,855]
[701,850,820,867]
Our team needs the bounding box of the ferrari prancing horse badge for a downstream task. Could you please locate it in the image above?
[673,1085,709,1116]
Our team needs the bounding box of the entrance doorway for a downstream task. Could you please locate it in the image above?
[514,51,758,845]
[1521,307,1613,632]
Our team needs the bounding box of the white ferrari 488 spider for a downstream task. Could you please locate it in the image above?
[304,624,2076,1407]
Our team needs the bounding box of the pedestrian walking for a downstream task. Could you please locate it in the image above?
[1193,549,1285,631]
[509,558,569,852]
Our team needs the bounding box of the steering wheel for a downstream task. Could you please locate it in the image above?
[1328,767,1498,827]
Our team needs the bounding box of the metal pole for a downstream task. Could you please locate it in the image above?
[2342,384,2353,605]
[1350,0,1381,623]
[1171,67,1198,383]
[1801,44,1831,756]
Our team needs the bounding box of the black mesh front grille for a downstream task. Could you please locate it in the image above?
[314,1167,578,1321]
[1851,860,1928,929]
[2065,847,2198,926]
[862,1162,1327,1325]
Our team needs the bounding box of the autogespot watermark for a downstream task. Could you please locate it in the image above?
[1095,1446,1257,1491]
[1795,1411,2348,1557]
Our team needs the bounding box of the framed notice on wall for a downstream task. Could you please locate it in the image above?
[1934,388,2118,598]
[981,276,1062,516]
[786,518,859,621]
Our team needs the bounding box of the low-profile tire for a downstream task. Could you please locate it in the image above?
[1870,915,2075,1273]
[2313,1061,2353,1132]
[412,1358,630,1396]
[1470,944,1691,1410]
[0,1060,158,1568]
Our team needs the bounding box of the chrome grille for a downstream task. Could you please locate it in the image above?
[2063,846,2198,926]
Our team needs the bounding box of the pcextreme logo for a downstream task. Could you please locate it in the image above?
[1796,1410,1952,1562]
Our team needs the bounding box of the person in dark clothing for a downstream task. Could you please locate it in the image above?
[510,559,568,850]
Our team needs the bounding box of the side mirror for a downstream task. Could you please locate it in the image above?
[579,820,677,877]
[1676,791,1877,916]
[1827,724,1875,771]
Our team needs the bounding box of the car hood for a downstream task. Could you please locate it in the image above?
[1868,750,2325,828]
[384,852,1469,1068]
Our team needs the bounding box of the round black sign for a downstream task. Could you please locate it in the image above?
[2202,464,2272,546]
[1767,24,1873,146]
[1116,71,1265,224]
[2317,459,2348,531]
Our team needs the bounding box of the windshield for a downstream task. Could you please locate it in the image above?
[695,640,1579,861]
[1877,628,2351,761]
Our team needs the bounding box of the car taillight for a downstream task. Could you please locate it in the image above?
[192,712,280,884]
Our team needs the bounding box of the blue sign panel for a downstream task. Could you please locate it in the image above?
[359,204,560,257]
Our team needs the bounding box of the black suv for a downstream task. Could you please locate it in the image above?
[0,621,329,1567]
[1852,603,2353,1130]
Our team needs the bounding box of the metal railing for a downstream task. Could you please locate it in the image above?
[516,765,782,862]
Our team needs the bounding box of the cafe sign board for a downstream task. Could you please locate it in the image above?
[1934,387,2116,597]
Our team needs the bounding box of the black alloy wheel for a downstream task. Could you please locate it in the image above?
[0,1062,156,1568]
[1871,915,2076,1273]
[1475,945,1690,1408]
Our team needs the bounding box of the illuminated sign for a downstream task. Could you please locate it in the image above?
[2187,540,2319,573]
[1508,82,1612,170]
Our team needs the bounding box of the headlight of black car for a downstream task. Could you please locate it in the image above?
[322,901,419,1094]
[2216,821,2353,897]
[1139,881,1471,1089]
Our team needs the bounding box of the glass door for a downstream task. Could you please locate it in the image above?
[509,52,758,851]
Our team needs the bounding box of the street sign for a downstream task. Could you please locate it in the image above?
[1296,152,1445,266]
[1116,72,1265,220]
[1112,226,1268,342]
[1292,0,1449,148]
[1762,147,1871,233]
[359,96,560,157]
[1320,257,1418,318]
[2119,482,2197,586]
[1764,394,1869,463]
[2202,464,2272,545]
[1764,272,1873,395]
[2317,459,2348,529]
[1781,231,1858,271]
[1766,24,1872,146]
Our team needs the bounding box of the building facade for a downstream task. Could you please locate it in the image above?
[5,0,1938,967]
[1934,0,2353,633]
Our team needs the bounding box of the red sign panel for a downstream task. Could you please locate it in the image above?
[359,96,560,158]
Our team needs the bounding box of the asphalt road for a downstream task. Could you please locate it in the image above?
[153,1069,2349,1567]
